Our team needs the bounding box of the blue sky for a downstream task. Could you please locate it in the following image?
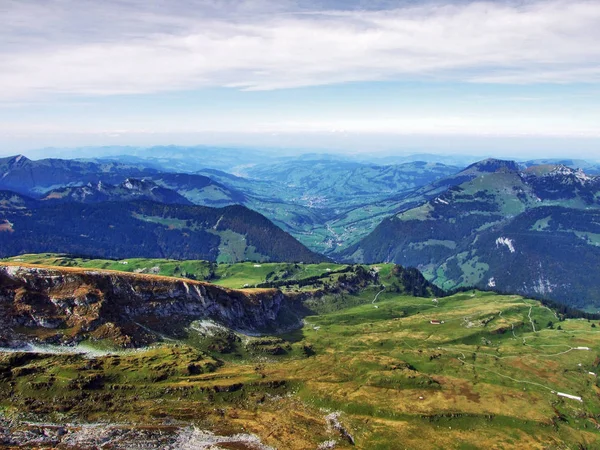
[1,0,600,158]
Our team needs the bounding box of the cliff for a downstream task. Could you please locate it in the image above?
[0,264,306,347]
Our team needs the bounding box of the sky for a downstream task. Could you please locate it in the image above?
[1,0,600,159]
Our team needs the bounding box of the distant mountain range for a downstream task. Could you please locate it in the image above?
[0,154,158,195]
[241,159,460,209]
[4,150,600,309]
[343,159,600,310]
[0,155,243,207]
[41,178,192,205]
[0,154,461,253]
[521,158,600,175]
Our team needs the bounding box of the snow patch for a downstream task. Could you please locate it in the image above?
[189,319,229,337]
[496,237,516,253]
[532,277,555,295]
[487,277,496,288]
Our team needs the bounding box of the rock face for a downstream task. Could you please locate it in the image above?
[0,264,305,347]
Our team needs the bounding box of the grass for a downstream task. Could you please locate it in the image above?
[1,254,350,289]
[1,283,599,448]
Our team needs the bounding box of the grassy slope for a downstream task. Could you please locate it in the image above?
[1,254,349,289]
[1,282,599,448]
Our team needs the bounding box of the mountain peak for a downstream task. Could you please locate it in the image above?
[4,154,30,167]
[463,158,520,175]
[525,163,594,183]
[548,165,594,184]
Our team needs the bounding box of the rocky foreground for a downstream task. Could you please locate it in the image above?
[0,419,275,449]
[0,264,306,348]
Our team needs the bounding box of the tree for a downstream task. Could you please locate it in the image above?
[547,321,554,329]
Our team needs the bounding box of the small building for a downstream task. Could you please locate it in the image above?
[430,320,444,325]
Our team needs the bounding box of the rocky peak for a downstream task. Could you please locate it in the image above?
[550,164,577,175]
[1,155,31,177]
[121,178,155,192]
[546,165,594,185]
[122,178,138,190]
[9,155,30,167]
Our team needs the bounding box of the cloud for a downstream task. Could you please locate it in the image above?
[1,0,600,100]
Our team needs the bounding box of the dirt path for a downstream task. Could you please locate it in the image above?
[372,285,386,307]
[456,353,556,392]
[527,304,537,333]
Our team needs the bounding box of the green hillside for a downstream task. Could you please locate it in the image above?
[1,287,599,448]
[344,160,600,310]
[2,254,348,289]
[0,194,327,264]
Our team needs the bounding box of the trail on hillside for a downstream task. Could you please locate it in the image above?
[528,305,537,333]
[372,284,385,308]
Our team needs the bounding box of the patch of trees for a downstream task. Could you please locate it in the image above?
[256,266,355,289]
[390,265,445,298]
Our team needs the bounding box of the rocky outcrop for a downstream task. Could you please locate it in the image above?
[0,419,275,450]
[0,264,306,347]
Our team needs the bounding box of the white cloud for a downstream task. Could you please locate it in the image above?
[1,0,600,100]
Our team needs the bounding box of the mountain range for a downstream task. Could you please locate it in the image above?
[3,149,600,309]
[343,159,600,310]
[2,148,600,448]
[41,178,192,205]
